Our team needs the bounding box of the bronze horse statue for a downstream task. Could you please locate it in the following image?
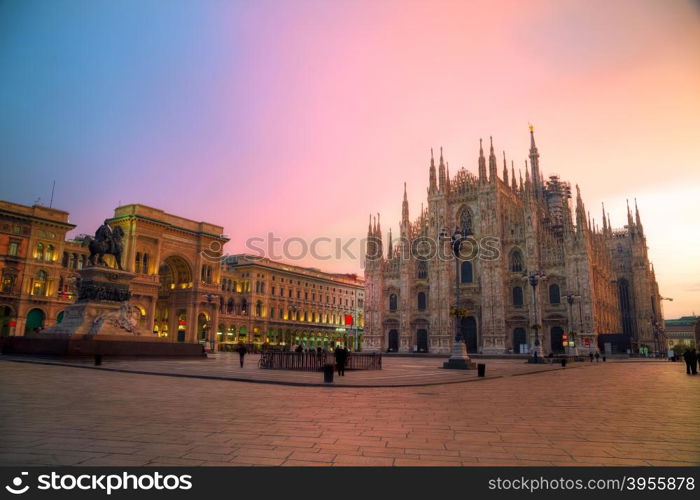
[84,222,124,270]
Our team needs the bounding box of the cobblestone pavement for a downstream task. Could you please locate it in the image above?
[0,353,570,387]
[0,360,698,466]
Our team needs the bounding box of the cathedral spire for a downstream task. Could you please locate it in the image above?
[602,202,608,235]
[438,147,446,193]
[525,160,532,197]
[511,161,517,191]
[488,136,497,183]
[626,199,634,228]
[635,198,644,235]
[429,148,437,195]
[528,124,541,199]
[402,182,409,225]
[478,139,487,183]
[387,227,393,259]
[502,151,509,185]
[575,184,587,234]
[445,162,451,193]
[376,212,381,237]
[518,168,523,191]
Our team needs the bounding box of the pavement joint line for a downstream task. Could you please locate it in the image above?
[0,357,584,389]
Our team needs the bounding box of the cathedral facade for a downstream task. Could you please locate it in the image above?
[363,128,665,355]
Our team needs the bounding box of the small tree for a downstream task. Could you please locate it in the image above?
[672,342,696,356]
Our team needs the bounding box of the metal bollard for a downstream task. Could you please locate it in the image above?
[94,354,102,366]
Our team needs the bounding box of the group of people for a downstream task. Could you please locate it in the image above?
[683,348,698,375]
[235,342,351,375]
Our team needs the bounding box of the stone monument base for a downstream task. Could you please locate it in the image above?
[7,266,205,358]
[443,358,476,370]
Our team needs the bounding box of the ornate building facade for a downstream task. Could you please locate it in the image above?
[0,202,364,350]
[364,128,665,355]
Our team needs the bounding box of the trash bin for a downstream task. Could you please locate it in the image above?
[323,363,334,383]
[477,363,486,377]
[561,358,567,368]
[94,354,102,366]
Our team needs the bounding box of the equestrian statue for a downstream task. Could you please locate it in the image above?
[84,220,124,270]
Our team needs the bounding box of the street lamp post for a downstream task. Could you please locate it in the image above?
[204,292,218,354]
[564,292,581,355]
[523,271,547,362]
[443,228,474,370]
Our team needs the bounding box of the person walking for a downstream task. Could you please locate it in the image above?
[237,343,247,368]
[594,352,600,363]
[684,348,697,375]
[335,344,348,376]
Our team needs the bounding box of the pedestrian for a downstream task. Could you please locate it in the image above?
[237,342,247,368]
[683,348,697,375]
[295,344,303,353]
[594,352,600,363]
[589,351,594,362]
[335,344,348,376]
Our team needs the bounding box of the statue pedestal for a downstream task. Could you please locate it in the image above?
[36,267,158,340]
[4,266,205,357]
[443,340,475,370]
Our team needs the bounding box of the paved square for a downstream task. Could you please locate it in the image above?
[0,358,698,466]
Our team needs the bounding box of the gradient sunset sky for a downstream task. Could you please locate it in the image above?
[1,0,699,317]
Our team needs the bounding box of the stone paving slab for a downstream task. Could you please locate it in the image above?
[0,359,698,466]
[0,352,592,387]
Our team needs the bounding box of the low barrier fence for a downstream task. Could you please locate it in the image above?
[259,352,382,371]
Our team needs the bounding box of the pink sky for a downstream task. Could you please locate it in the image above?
[2,0,699,317]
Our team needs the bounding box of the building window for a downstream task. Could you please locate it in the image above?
[417,259,428,279]
[142,253,149,274]
[510,249,524,273]
[459,208,473,236]
[417,291,427,310]
[2,271,16,293]
[512,286,524,306]
[135,253,141,273]
[61,251,69,267]
[32,270,48,296]
[549,284,561,304]
[389,293,398,312]
[461,261,473,283]
[45,245,55,262]
[9,240,19,256]
[36,243,44,260]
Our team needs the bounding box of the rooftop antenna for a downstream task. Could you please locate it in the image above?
[49,180,56,208]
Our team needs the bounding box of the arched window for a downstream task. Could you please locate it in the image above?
[459,208,473,236]
[33,270,48,296]
[549,284,560,304]
[71,253,78,269]
[36,243,44,260]
[509,249,524,273]
[2,270,16,293]
[61,252,69,267]
[389,293,398,312]
[45,245,54,261]
[416,260,428,279]
[142,254,149,274]
[417,291,427,310]
[135,253,141,273]
[241,298,248,315]
[512,286,524,306]
[461,261,473,283]
[255,301,263,317]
